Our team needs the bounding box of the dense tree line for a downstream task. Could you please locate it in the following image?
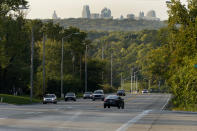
[46,18,166,32]
[0,0,107,97]
[88,0,197,110]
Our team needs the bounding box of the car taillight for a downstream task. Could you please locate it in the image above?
[104,99,107,102]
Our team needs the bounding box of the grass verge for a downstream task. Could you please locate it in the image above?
[0,94,41,105]
[166,98,197,112]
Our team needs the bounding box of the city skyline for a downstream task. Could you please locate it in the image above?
[27,0,187,20]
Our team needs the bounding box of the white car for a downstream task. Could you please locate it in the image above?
[142,89,149,94]
[43,94,57,104]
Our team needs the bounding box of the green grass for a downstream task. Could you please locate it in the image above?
[0,94,41,105]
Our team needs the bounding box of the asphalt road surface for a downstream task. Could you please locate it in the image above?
[0,93,197,131]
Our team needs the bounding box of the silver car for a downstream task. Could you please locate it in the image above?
[43,94,57,104]
[142,89,149,94]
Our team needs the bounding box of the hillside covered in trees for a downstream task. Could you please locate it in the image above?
[45,18,166,31]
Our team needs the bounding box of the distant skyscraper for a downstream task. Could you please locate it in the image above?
[120,15,124,20]
[101,7,112,19]
[139,11,144,18]
[82,5,91,18]
[145,10,160,21]
[127,14,135,19]
[52,10,58,19]
[147,10,156,18]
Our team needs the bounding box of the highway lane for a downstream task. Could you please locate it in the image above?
[0,93,196,131]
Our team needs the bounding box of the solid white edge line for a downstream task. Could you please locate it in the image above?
[116,110,152,131]
[161,94,171,111]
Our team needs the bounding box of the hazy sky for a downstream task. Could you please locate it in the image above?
[26,0,187,20]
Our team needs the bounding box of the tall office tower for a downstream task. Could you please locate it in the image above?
[147,10,156,18]
[127,14,135,19]
[139,11,144,18]
[101,7,112,19]
[52,10,58,19]
[82,5,91,18]
[120,15,124,20]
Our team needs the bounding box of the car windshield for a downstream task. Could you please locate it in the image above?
[66,93,75,96]
[85,92,92,94]
[44,94,55,98]
[94,91,103,94]
[118,90,124,93]
[106,95,118,99]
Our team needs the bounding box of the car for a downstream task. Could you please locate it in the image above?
[83,92,93,99]
[117,90,126,96]
[142,89,149,94]
[92,90,105,101]
[43,94,57,104]
[65,92,76,101]
[104,95,124,109]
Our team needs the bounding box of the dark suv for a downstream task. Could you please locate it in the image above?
[117,90,126,96]
[92,90,105,101]
[104,95,124,109]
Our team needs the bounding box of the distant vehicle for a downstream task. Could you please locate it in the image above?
[65,92,76,101]
[43,94,57,104]
[117,90,126,96]
[92,90,105,101]
[104,95,124,109]
[142,89,149,94]
[83,92,93,99]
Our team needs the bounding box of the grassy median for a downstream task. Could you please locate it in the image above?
[0,94,41,105]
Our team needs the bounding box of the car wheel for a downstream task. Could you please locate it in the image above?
[54,102,57,104]
[92,99,95,101]
[108,105,110,108]
[121,104,124,109]
[43,102,46,104]
[102,98,104,101]
[117,104,121,109]
[104,105,106,108]
[65,99,67,101]
[74,99,76,101]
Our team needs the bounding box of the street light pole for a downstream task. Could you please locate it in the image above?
[136,76,138,93]
[61,33,80,98]
[101,41,104,81]
[85,44,88,92]
[42,34,46,96]
[130,69,133,94]
[30,27,34,102]
[121,73,122,89]
[61,38,64,98]
[110,53,113,88]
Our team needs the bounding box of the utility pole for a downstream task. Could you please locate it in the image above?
[121,73,122,89]
[85,44,88,92]
[30,27,34,102]
[102,43,104,60]
[136,76,138,93]
[42,34,46,96]
[130,69,133,94]
[110,53,113,88]
[101,41,104,81]
[61,38,64,98]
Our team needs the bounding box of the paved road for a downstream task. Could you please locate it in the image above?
[0,93,197,131]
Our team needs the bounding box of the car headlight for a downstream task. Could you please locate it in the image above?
[43,98,46,101]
